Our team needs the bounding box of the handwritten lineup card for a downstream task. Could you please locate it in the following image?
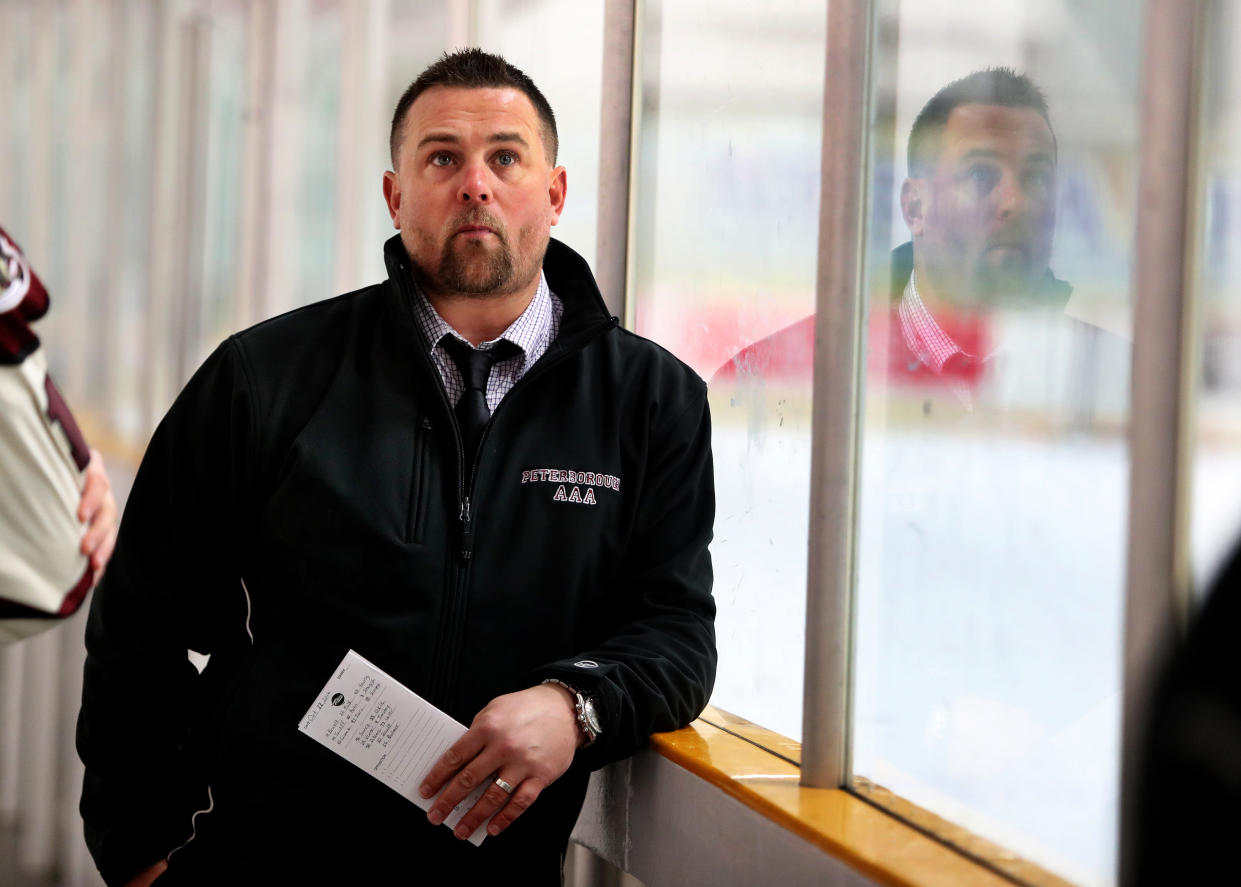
[298,649,491,845]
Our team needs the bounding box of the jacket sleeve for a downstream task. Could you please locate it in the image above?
[535,381,717,770]
[76,338,259,886]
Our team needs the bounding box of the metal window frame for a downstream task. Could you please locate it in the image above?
[800,0,874,789]
[235,0,278,332]
[1118,1,1205,882]
[595,0,637,321]
[333,0,390,298]
[622,0,659,333]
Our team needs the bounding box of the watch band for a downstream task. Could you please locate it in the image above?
[541,678,602,746]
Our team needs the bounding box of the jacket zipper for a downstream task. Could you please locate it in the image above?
[388,264,615,705]
[431,323,613,705]
[454,325,613,560]
[458,496,472,558]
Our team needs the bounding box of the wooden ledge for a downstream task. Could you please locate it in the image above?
[650,707,1021,887]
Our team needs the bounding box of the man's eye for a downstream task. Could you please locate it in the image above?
[1024,168,1054,193]
[966,165,999,194]
[430,153,453,167]
[495,151,517,167]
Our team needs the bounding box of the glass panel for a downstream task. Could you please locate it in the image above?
[476,0,604,272]
[0,0,158,445]
[632,0,826,743]
[262,0,343,317]
[0,0,459,440]
[198,2,248,366]
[1191,1,1241,594]
[849,3,1142,884]
[375,2,458,288]
[110,1,161,443]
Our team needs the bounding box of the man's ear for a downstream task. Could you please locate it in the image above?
[382,170,401,229]
[900,178,924,237]
[547,166,567,227]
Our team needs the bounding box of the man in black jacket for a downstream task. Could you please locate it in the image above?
[78,49,715,886]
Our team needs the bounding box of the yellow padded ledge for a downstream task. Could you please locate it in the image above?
[650,711,1015,887]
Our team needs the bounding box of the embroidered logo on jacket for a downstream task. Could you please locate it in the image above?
[522,468,620,507]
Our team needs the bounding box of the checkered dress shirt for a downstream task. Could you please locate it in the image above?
[410,271,563,412]
[898,271,986,409]
[897,271,974,375]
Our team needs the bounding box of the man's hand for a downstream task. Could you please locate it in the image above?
[78,447,118,578]
[123,860,166,887]
[420,683,582,839]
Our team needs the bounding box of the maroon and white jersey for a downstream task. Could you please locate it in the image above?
[0,226,94,644]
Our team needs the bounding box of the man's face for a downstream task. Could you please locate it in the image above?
[902,103,1057,305]
[383,86,566,300]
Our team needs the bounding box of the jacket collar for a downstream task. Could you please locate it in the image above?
[382,235,615,347]
[888,240,1073,309]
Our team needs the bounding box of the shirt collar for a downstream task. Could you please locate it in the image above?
[898,271,974,375]
[410,270,553,359]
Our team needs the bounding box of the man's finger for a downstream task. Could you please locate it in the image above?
[451,772,522,839]
[421,734,488,818]
[78,448,119,573]
[123,860,167,887]
[80,493,117,555]
[426,747,503,826]
[485,778,542,837]
[420,733,482,801]
[89,521,117,574]
[77,453,107,522]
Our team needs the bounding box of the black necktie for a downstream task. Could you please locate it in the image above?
[440,336,520,462]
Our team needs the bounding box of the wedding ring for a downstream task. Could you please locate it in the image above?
[494,777,515,795]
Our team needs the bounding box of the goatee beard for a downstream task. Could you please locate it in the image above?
[438,236,515,297]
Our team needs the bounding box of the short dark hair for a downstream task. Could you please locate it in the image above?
[389,48,558,167]
[907,68,1054,176]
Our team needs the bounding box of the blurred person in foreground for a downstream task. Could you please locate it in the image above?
[0,226,117,643]
[1130,542,1241,886]
[78,49,715,886]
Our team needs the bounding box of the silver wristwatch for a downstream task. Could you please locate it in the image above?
[542,679,602,746]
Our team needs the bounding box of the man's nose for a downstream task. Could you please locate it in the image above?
[994,170,1024,218]
[457,162,491,204]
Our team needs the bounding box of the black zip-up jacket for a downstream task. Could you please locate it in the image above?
[77,237,716,886]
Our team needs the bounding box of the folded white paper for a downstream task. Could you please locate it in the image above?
[298,649,490,845]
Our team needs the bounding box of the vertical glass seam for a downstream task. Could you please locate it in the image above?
[622,0,644,332]
[800,0,874,789]
[595,0,637,322]
[1118,2,1205,882]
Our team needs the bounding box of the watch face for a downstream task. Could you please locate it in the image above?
[581,698,602,734]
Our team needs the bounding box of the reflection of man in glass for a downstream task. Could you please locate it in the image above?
[895,69,1065,379]
[715,68,1082,405]
[906,70,1060,304]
